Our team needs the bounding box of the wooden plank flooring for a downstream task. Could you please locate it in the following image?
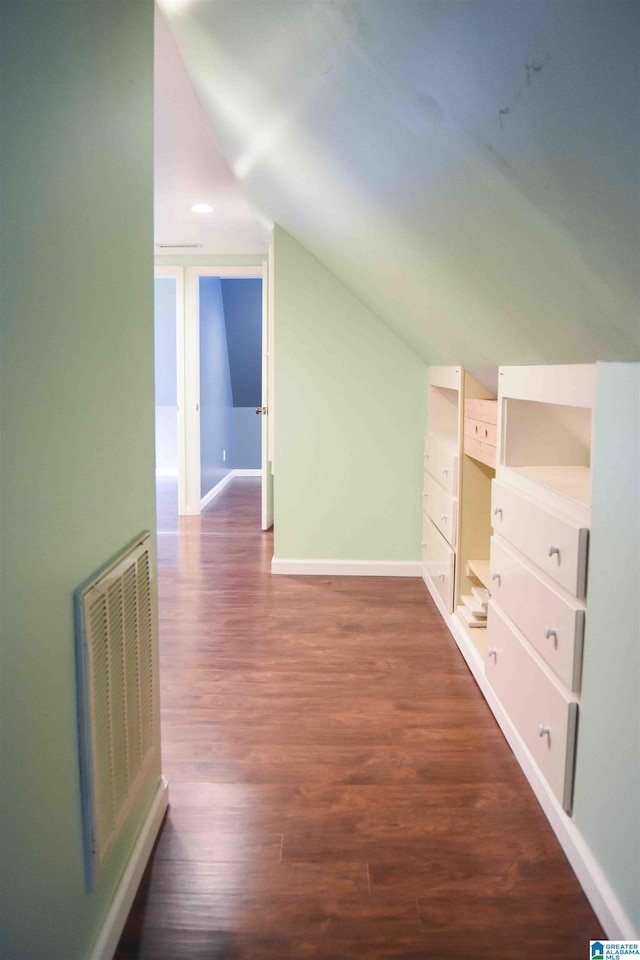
[115,477,603,959]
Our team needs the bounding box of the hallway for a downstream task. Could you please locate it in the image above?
[115,477,602,959]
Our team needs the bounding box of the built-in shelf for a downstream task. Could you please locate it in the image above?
[501,393,592,516]
[455,606,487,655]
[505,465,590,507]
[423,365,494,658]
[466,559,490,589]
[429,385,460,447]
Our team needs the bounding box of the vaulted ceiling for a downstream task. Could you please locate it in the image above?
[154,8,266,253]
[156,0,639,386]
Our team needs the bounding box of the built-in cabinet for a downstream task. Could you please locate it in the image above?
[423,363,595,816]
[422,362,640,937]
[422,366,461,614]
[421,366,496,650]
[487,364,593,813]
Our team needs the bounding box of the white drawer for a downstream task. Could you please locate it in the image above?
[491,480,588,598]
[424,435,458,497]
[489,537,584,691]
[485,603,578,812]
[422,515,455,613]
[423,475,457,547]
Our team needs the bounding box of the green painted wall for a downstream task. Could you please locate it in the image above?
[272,226,427,562]
[0,3,159,958]
[573,362,640,932]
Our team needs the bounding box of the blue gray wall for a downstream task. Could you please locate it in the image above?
[221,279,262,405]
[199,277,233,496]
[221,278,262,470]
[154,277,177,473]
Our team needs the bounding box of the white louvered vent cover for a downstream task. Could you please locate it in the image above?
[75,532,158,888]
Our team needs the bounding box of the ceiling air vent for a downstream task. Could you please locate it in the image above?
[155,242,203,249]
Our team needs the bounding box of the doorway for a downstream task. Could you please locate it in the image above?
[153,262,273,531]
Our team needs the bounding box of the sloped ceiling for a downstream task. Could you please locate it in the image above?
[154,8,266,253]
[157,0,639,386]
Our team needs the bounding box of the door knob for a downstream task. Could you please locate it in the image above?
[255,406,267,415]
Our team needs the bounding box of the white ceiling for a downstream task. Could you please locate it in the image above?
[156,0,639,382]
[154,7,267,254]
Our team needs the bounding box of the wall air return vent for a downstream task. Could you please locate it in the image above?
[74,532,159,890]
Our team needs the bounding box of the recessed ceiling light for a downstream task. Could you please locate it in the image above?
[190,203,214,214]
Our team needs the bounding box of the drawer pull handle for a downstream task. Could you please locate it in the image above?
[421,541,427,548]
[487,647,498,660]
[437,573,445,581]
[538,725,551,740]
[544,626,558,643]
[441,515,448,523]
[548,545,560,558]
[491,572,501,585]
[493,507,502,518]
[442,469,448,476]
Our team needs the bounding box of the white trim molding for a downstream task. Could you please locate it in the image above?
[154,266,186,515]
[187,265,263,279]
[184,264,266,517]
[155,468,178,478]
[422,573,638,941]
[271,559,422,577]
[200,469,263,510]
[233,468,262,477]
[89,776,169,960]
[200,471,235,510]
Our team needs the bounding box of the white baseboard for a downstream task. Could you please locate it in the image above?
[271,558,422,577]
[155,468,178,477]
[200,471,235,510]
[422,572,638,941]
[233,468,262,477]
[200,470,262,511]
[89,776,169,960]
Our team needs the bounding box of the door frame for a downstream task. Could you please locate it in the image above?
[154,265,187,515]
[185,264,267,517]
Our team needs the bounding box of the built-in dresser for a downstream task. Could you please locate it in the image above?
[421,362,640,939]
[423,364,594,813]
[487,364,594,813]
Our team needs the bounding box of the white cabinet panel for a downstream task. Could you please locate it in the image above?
[491,480,588,598]
[485,603,578,812]
[424,435,458,497]
[422,515,455,613]
[489,537,584,691]
[423,475,458,547]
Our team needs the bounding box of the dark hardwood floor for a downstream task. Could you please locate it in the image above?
[115,476,603,959]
